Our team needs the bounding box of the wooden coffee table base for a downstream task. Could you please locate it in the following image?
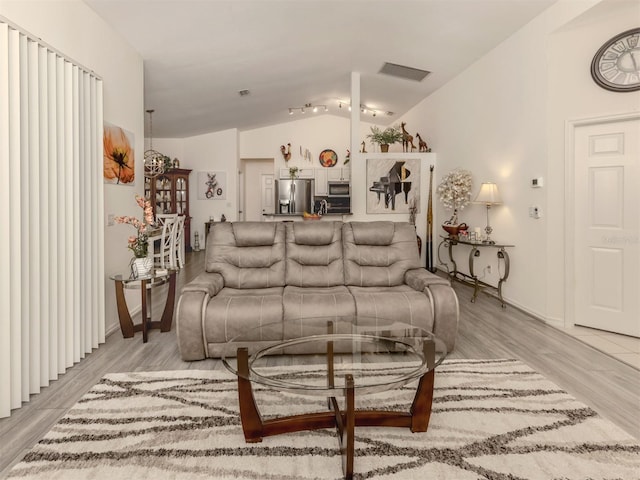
[235,342,436,480]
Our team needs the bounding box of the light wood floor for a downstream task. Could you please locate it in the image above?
[1,250,638,477]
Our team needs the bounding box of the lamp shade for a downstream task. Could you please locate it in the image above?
[474,182,502,205]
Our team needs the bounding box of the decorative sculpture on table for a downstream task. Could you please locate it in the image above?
[437,168,473,238]
[416,133,431,152]
[360,140,367,153]
[400,122,416,152]
[280,143,291,162]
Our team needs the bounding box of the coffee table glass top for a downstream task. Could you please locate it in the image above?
[222,317,447,397]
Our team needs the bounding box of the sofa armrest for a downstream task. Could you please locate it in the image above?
[177,272,223,361]
[405,268,450,292]
[181,272,224,296]
[404,269,458,352]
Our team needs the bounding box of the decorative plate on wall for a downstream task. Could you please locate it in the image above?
[319,149,338,167]
[591,28,640,92]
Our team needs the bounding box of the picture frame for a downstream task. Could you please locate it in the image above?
[197,171,227,200]
[103,122,135,185]
[366,158,420,214]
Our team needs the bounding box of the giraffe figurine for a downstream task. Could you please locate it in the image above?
[416,133,430,152]
[400,122,416,152]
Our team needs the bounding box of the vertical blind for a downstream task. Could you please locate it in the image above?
[0,21,105,418]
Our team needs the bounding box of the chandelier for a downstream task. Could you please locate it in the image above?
[144,109,167,178]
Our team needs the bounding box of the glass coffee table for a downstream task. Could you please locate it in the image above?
[222,317,447,480]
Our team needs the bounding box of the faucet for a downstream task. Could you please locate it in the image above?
[319,199,328,215]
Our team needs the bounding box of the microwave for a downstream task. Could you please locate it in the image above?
[328,181,351,197]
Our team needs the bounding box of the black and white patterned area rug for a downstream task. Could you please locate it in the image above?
[8,359,640,479]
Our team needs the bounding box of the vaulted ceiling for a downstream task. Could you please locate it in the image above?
[84,0,556,138]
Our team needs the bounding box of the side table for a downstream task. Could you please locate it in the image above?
[110,269,177,343]
[437,236,514,308]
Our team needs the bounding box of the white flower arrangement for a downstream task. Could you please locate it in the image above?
[436,168,473,224]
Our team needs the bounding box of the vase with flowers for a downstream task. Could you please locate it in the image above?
[115,194,155,277]
[436,168,472,238]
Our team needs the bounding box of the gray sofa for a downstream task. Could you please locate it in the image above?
[176,220,459,360]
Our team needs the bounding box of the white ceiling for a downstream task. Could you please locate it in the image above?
[84,0,556,138]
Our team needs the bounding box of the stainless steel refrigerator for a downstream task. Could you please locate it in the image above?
[276,179,315,214]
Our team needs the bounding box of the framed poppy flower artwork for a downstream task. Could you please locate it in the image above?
[104,123,135,185]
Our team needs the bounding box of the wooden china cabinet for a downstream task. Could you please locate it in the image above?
[144,168,192,251]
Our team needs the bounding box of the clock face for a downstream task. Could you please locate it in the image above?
[591,28,640,92]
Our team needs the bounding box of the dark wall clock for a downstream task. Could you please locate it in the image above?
[590,28,640,92]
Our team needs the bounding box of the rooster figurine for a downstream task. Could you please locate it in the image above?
[280,143,291,162]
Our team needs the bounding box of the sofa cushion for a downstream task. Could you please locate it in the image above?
[351,221,395,245]
[204,287,284,343]
[347,285,434,331]
[343,222,421,287]
[205,222,286,288]
[285,221,344,287]
[282,285,356,338]
[233,222,278,246]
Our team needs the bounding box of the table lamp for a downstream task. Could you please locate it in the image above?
[474,182,502,244]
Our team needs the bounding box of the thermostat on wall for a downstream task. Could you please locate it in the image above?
[531,177,544,188]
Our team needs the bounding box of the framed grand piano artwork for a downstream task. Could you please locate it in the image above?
[366,158,421,214]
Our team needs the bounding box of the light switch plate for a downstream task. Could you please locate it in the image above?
[531,177,544,188]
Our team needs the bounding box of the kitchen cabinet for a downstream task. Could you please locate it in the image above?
[314,168,328,196]
[144,168,192,251]
[279,167,314,179]
[327,167,350,181]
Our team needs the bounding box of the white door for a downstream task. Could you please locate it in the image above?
[574,116,639,337]
[261,174,275,216]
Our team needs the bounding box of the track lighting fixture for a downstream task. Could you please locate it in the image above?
[288,102,328,115]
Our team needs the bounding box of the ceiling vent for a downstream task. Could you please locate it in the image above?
[238,89,250,96]
[379,62,430,82]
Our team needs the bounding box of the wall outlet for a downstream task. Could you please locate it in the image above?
[529,205,542,219]
[107,214,115,226]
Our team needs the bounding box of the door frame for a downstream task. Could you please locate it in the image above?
[564,111,640,329]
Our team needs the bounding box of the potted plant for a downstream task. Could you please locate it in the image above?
[115,194,155,277]
[366,125,403,152]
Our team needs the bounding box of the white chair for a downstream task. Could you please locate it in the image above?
[173,215,186,269]
[152,216,177,268]
[155,213,178,227]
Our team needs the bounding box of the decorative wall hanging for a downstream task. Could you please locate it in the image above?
[366,158,421,214]
[280,143,291,161]
[319,149,338,167]
[197,171,227,200]
[591,28,640,92]
[103,122,135,185]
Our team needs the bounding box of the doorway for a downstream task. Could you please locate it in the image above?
[569,113,639,337]
[240,158,275,221]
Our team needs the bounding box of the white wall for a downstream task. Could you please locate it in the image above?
[185,129,239,245]
[0,0,144,335]
[240,114,358,174]
[393,0,639,323]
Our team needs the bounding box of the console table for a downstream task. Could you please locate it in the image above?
[438,236,514,308]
